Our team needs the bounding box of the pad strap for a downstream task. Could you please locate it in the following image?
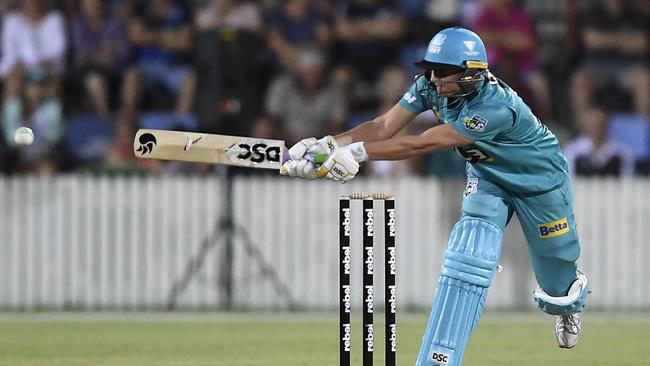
[534,271,589,315]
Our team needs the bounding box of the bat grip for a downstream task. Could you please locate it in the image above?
[282,149,328,164]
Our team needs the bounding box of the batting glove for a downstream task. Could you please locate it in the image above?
[288,135,338,161]
[316,142,368,183]
[280,159,318,179]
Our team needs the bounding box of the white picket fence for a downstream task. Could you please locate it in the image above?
[0,175,648,310]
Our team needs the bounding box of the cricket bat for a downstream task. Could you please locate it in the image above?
[133,129,327,170]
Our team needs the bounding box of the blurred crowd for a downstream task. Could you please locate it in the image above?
[0,0,647,177]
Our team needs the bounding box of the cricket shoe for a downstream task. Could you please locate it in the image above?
[555,313,581,349]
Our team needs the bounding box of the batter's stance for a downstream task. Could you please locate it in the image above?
[281,27,589,366]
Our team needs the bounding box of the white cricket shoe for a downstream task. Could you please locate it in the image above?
[555,313,581,349]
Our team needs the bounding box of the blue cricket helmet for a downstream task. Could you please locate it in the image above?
[415,27,488,70]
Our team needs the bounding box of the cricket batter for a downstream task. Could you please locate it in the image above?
[281,27,590,365]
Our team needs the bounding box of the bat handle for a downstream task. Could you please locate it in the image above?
[282,149,329,165]
[314,153,328,164]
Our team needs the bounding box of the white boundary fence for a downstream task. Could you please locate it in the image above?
[0,175,648,310]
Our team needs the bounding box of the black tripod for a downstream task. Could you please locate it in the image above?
[166,169,297,310]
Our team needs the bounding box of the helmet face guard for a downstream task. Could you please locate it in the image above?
[421,62,488,105]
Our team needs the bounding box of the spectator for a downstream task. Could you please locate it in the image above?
[570,0,649,119]
[128,0,196,119]
[267,0,333,71]
[193,0,271,137]
[194,0,263,33]
[470,0,551,120]
[0,0,66,174]
[333,0,405,86]
[0,0,66,98]
[403,0,462,43]
[564,108,634,177]
[70,0,136,116]
[253,46,345,146]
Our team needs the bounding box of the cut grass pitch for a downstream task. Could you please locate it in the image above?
[0,312,648,365]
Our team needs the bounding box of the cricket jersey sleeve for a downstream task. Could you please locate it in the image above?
[398,76,433,114]
[451,105,514,141]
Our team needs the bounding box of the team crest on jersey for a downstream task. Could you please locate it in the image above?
[463,178,479,197]
[464,114,488,132]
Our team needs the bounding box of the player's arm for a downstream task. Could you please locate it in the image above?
[364,124,473,161]
[314,123,472,182]
[283,103,416,169]
[334,103,417,146]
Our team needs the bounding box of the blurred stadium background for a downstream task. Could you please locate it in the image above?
[0,0,648,365]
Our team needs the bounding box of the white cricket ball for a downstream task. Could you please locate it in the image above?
[14,127,34,146]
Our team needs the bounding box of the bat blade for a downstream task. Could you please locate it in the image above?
[133,129,287,170]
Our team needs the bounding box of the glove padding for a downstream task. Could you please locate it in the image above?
[288,135,337,161]
[280,159,318,179]
[316,147,361,183]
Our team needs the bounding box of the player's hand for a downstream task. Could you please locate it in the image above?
[316,142,367,183]
[280,159,318,179]
[288,135,338,161]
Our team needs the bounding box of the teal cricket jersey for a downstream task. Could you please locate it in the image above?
[399,72,569,194]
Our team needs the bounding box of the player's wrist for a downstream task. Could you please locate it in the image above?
[342,141,368,163]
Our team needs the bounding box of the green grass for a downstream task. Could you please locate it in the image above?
[0,312,648,365]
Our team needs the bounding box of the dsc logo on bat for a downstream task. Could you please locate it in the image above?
[235,143,281,163]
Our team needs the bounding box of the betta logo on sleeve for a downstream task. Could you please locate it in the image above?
[538,217,570,238]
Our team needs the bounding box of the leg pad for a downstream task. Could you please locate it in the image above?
[416,218,503,366]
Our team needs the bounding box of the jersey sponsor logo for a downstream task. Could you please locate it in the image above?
[402,92,416,104]
[464,114,488,132]
[463,178,479,197]
[455,146,493,163]
[538,217,570,238]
